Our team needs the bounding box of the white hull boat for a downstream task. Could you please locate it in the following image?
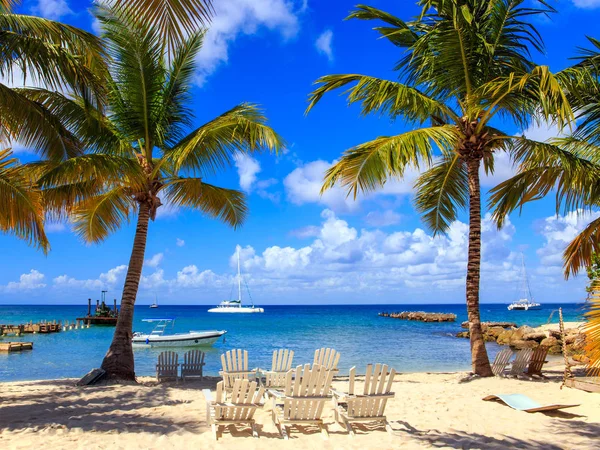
[208,246,264,314]
[132,319,226,348]
[508,255,541,311]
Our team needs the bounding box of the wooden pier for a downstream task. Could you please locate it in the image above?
[0,342,33,352]
[76,294,119,326]
[0,321,62,336]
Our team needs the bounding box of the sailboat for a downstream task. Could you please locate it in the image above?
[149,294,158,309]
[208,246,264,313]
[507,255,541,311]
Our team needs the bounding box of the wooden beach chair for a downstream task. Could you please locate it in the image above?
[156,351,179,382]
[203,379,265,440]
[269,363,335,440]
[181,350,205,381]
[507,349,533,378]
[491,348,514,376]
[220,349,257,392]
[264,349,294,389]
[313,347,340,371]
[332,364,396,437]
[526,346,549,378]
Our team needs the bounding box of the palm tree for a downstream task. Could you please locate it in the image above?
[306,1,571,376]
[35,7,283,381]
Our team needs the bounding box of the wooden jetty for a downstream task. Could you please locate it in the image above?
[1,321,62,336]
[76,291,119,326]
[0,342,33,352]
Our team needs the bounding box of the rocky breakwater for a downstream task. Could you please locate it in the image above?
[379,311,456,322]
[456,321,586,356]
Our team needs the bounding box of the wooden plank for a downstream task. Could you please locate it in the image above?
[565,377,600,393]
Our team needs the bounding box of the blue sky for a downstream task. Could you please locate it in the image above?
[2,0,600,305]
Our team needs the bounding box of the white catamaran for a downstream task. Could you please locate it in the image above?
[132,318,226,348]
[507,255,541,311]
[208,246,264,313]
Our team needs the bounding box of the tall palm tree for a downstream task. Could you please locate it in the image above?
[34,7,283,381]
[306,1,571,376]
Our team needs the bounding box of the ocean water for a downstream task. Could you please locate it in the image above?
[0,303,586,382]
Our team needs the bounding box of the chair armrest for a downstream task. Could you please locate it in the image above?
[268,389,285,399]
[331,389,350,401]
[202,389,214,404]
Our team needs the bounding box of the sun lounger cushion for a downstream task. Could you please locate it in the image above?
[483,394,579,413]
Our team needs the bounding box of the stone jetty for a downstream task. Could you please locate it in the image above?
[456,321,586,356]
[379,311,457,322]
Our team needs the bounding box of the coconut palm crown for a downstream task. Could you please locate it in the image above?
[306,1,572,376]
[34,7,283,380]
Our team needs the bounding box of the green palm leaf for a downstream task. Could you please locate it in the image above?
[584,280,600,375]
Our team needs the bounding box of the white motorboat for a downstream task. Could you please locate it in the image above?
[508,255,541,311]
[208,246,264,313]
[132,319,226,348]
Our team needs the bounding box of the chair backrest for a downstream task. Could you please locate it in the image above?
[221,349,248,372]
[182,350,205,375]
[526,346,549,376]
[271,349,294,372]
[280,364,334,421]
[213,380,264,421]
[157,351,178,379]
[313,348,340,370]
[510,348,533,375]
[346,364,396,418]
[491,348,514,376]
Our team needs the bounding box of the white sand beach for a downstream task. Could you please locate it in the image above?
[1,362,598,449]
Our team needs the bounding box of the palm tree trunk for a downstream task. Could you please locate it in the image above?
[466,157,493,377]
[100,201,150,381]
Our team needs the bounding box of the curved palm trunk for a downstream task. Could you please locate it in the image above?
[100,201,150,381]
[466,158,493,377]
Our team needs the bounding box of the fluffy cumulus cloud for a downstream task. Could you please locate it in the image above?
[2,270,46,292]
[145,253,164,268]
[176,238,186,247]
[572,0,600,9]
[32,0,73,20]
[194,0,301,85]
[234,153,261,191]
[315,29,333,61]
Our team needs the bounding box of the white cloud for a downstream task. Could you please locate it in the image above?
[572,0,600,9]
[45,221,68,233]
[32,0,73,20]
[194,0,300,85]
[315,29,333,62]
[289,225,320,239]
[521,119,563,142]
[145,253,164,268]
[2,270,46,292]
[176,238,186,247]
[234,153,261,191]
[480,151,516,187]
[53,265,128,291]
[364,210,402,227]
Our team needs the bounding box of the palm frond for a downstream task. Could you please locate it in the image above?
[162,177,247,228]
[0,148,48,251]
[346,5,417,48]
[584,281,600,375]
[564,217,600,278]
[169,103,283,175]
[415,154,468,234]
[307,74,456,123]
[322,126,459,198]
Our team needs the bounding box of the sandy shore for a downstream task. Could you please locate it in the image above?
[1,363,598,449]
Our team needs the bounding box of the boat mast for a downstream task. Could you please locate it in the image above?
[237,245,242,304]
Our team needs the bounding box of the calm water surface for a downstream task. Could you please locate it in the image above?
[0,304,585,381]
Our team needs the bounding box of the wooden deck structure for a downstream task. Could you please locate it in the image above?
[564,377,600,393]
[0,342,33,352]
[1,322,62,336]
[76,295,119,326]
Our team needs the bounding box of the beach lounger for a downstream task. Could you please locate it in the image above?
[220,349,257,392]
[268,363,335,440]
[491,348,514,376]
[203,379,265,440]
[507,348,533,378]
[313,347,340,371]
[156,351,179,382]
[526,346,549,378]
[181,350,205,381]
[483,394,579,413]
[263,349,294,389]
[332,363,396,437]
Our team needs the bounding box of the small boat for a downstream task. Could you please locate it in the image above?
[149,294,158,309]
[208,246,264,313]
[132,318,226,348]
[508,255,541,311]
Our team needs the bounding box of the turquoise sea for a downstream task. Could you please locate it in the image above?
[0,304,586,382]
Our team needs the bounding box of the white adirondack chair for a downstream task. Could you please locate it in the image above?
[491,348,514,376]
[313,348,340,371]
[332,364,396,436]
[181,350,205,381]
[264,349,294,389]
[156,351,179,382]
[507,348,534,378]
[203,379,265,440]
[220,349,257,392]
[269,363,335,440]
